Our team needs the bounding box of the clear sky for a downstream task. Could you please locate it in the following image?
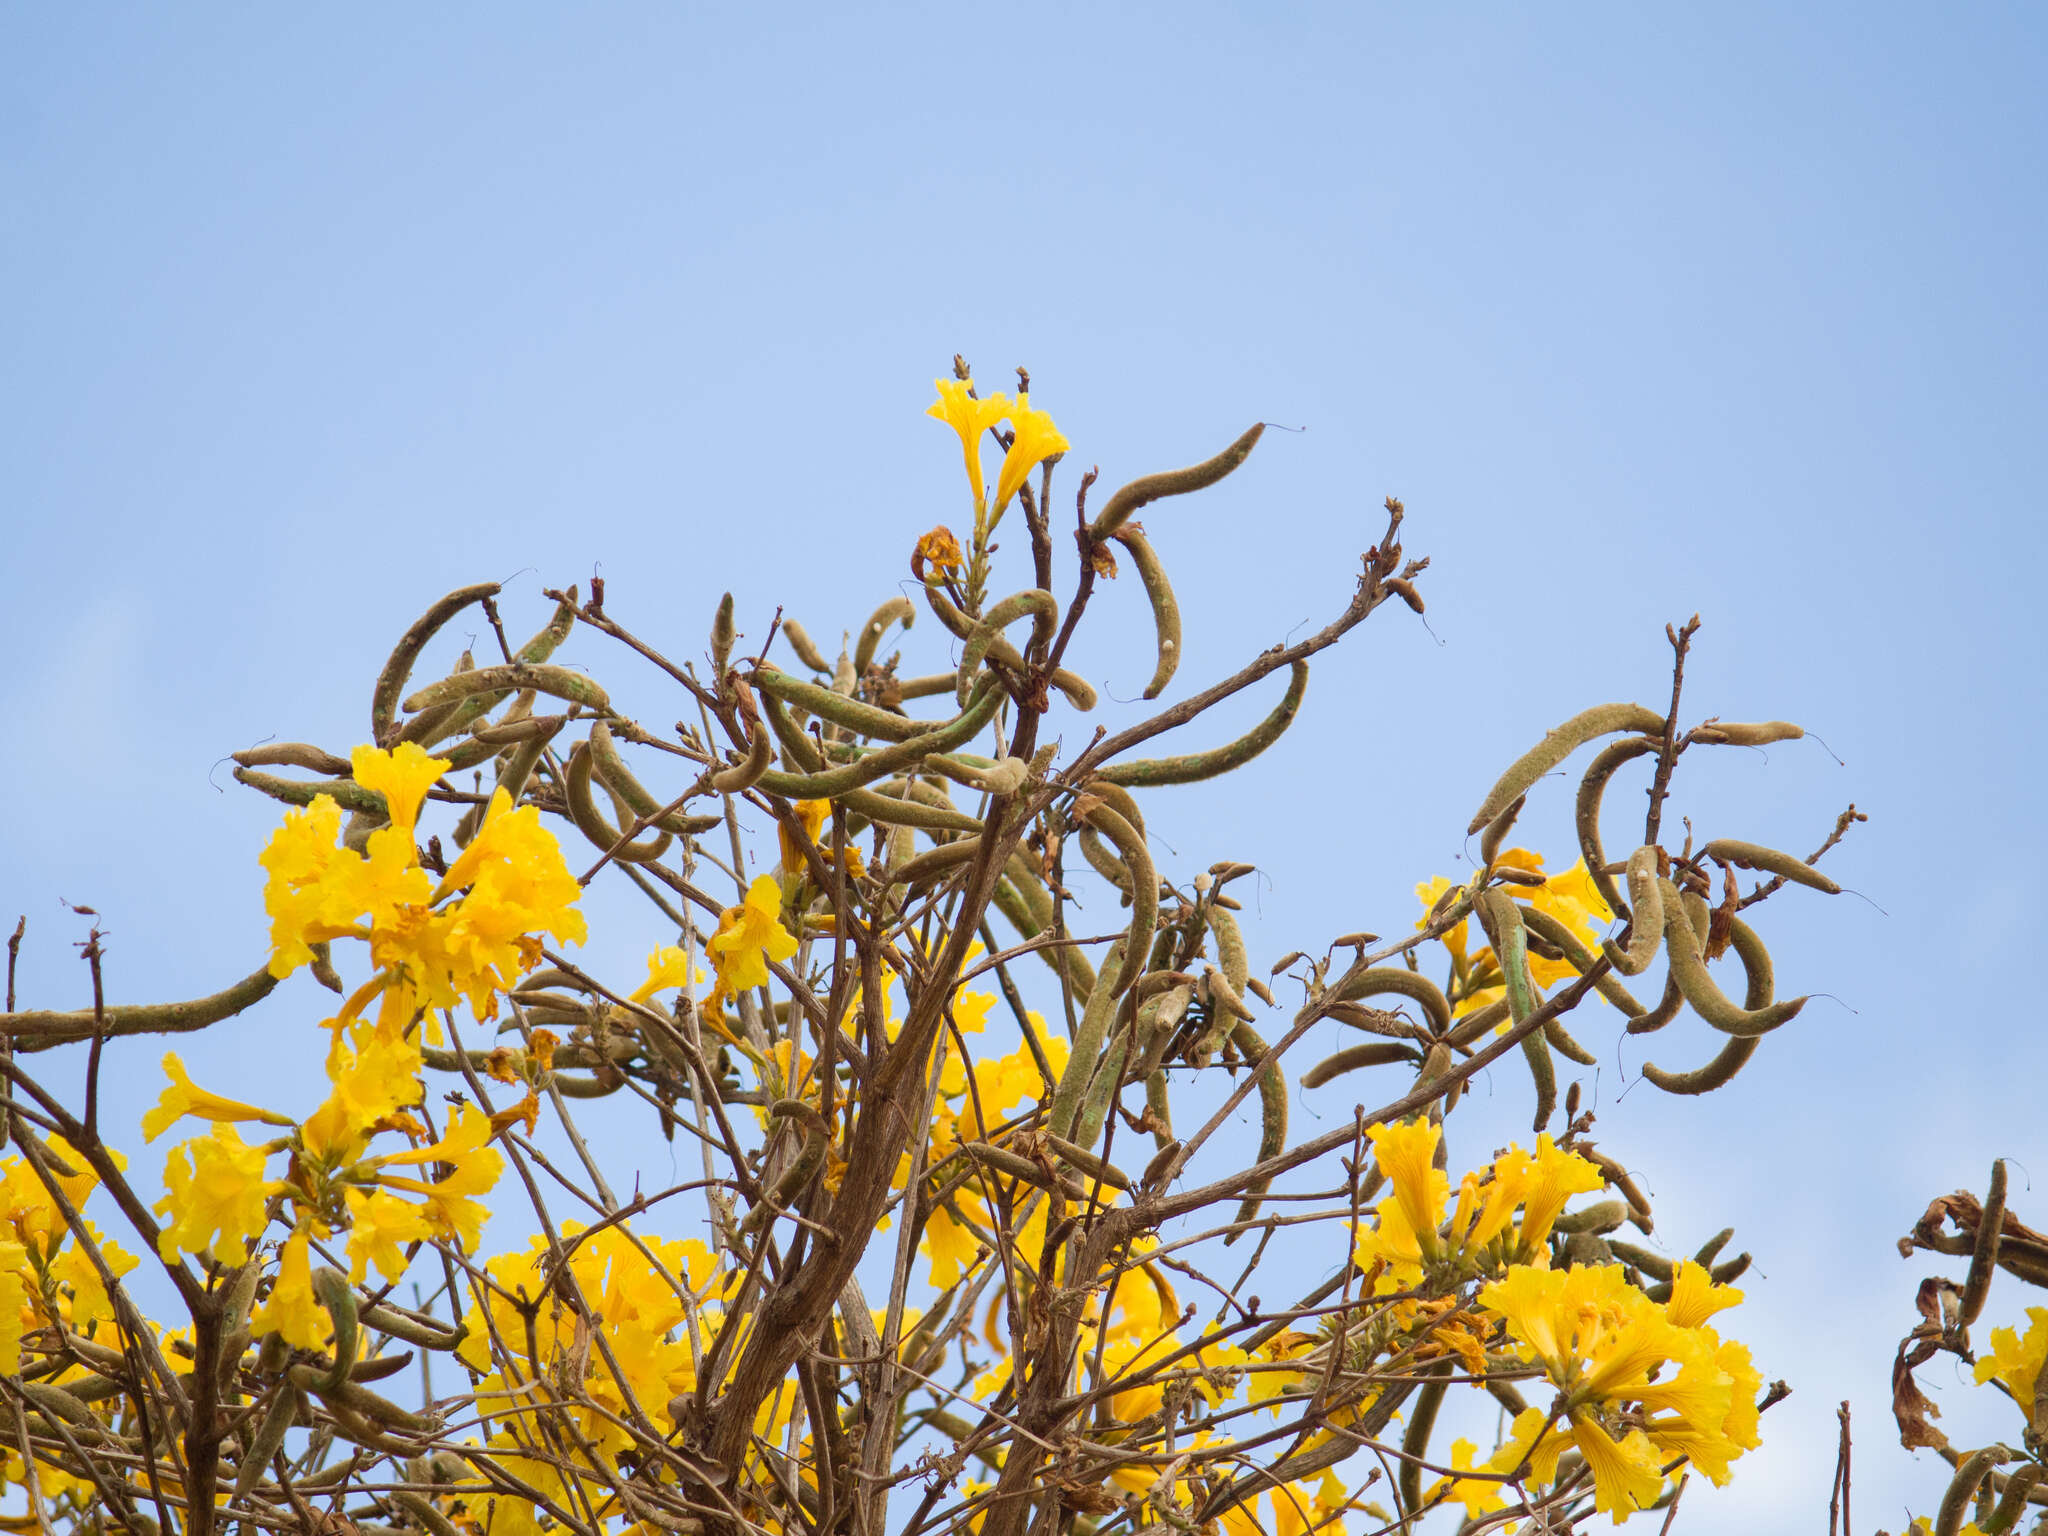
[4,6,2044,1531]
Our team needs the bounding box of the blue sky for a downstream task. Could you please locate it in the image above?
[4,6,2044,1530]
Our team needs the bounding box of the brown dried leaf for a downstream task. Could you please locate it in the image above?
[1705,863,1739,961]
[1891,1334,1949,1451]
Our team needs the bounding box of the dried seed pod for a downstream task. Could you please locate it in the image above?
[233,742,354,776]
[1478,791,1526,868]
[1574,734,1659,915]
[1081,801,1157,998]
[1601,847,1664,975]
[1145,1073,1174,1150]
[710,592,737,678]
[1094,661,1309,788]
[1111,526,1182,699]
[1656,877,1806,1036]
[1044,1134,1131,1191]
[781,619,831,674]
[1141,1137,1183,1190]
[1960,1159,2007,1328]
[1208,904,1249,994]
[1693,719,1804,746]
[1328,966,1452,1036]
[1700,838,1842,895]
[402,661,608,717]
[853,595,916,677]
[1469,703,1668,837]
[1089,423,1266,541]
[758,680,1001,800]
[564,742,671,864]
[232,767,387,817]
[1221,1021,1287,1241]
[1301,1041,1421,1087]
[370,582,501,746]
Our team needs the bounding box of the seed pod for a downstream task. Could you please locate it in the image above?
[1208,904,1249,994]
[231,1382,306,1498]
[1081,802,1158,998]
[1519,906,1650,1019]
[1657,877,1807,1036]
[1110,526,1183,699]
[1094,661,1308,788]
[311,1266,359,1391]
[1145,1074,1174,1151]
[1608,1240,1675,1282]
[564,743,672,864]
[1301,1041,1420,1088]
[1221,1021,1288,1241]
[757,666,934,743]
[233,742,355,776]
[370,582,501,746]
[1700,838,1842,895]
[402,662,608,717]
[232,767,387,817]
[1469,704,1668,836]
[1960,1159,2007,1328]
[957,589,1059,707]
[1936,1446,2006,1536]
[1141,1138,1183,1190]
[852,595,916,677]
[1579,1147,1654,1232]
[1641,913,1775,1091]
[1446,998,1509,1048]
[1328,967,1452,1036]
[1048,939,1126,1142]
[1574,735,1659,915]
[422,590,582,747]
[1710,1251,1751,1285]
[1477,889,1554,1131]
[709,712,774,794]
[1986,1464,2044,1534]
[1397,1361,1453,1518]
[1553,1200,1629,1236]
[758,681,1001,800]
[1601,847,1664,975]
[1478,792,1526,868]
[710,592,737,678]
[780,619,831,673]
[1694,719,1804,746]
[740,1105,830,1236]
[886,840,980,891]
[1081,778,1147,838]
[1089,423,1266,541]
[359,1301,466,1352]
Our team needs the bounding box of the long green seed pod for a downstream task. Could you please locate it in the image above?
[1478,890,1554,1131]
[1397,1363,1453,1519]
[1657,877,1807,1036]
[1094,661,1308,788]
[1694,720,1804,746]
[233,742,354,776]
[1071,1026,1133,1153]
[781,619,831,673]
[1049,939,1126,1141]
[359,1301,465,1352]
[1079,824,1134,895]
[1553,1199,1629,1236]
[1223,1020,1287,1240]
[1445,998,1508,1048]
[564,743,672,864]
[1209,904,1249,993]
[1478,792,1526,869]
[1700,838,1842,895]
[1080,778,1146,838]
[422,590,582,747]
[1044,1134,1131,1191]
[393,651,473,750]
[887,840,981,890]
[371,582,500,746]
[1985,1464,2043,1534]
[741,1102,830,1237]
[1960,1159,2007,1328]
[1575,735,1659,915]
[402,662,608,717]
[756,666,938,743]
[1469,704,1668,836]
[1088,423,1266,541]
[1301,1041,1422,1087]
[311,1267,359,1390]
[583,719,721,834]
[1111,526,1182,699]
[1938,1447,2008,1536]
[1607,1240,1675,1282]
[1642,915,1773,1092]
[1329,967,1452,1036]
[958,590,1059,706]
[1519,905,1649,1018]
[853,595,916,677]
[709,714,774,794]
[2,964,278,1049]
[989,866,1096,996]
[846,785,985,835]
[710,592,737,679]
[1145,1073,1174,1150]
[232,767,388,816]
[1601,847,1664,975]
[231,1383,305,1499]
[1625,973,1685,1037]
[1082,802,1157,997]
[757,680,1000,800]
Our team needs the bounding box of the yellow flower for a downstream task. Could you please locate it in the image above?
[927,379,1012,510]
[706,875,799,1005]
[345,1186,434,1285]
[1368,1118,1446,1257]
[1569,1415,1665,1520]
[140,1053,297,1143]
[259,796,359,978]
[349,741,450,841]
[374,1105,504,1252]
[629,945,703,1005]
[992,394,1069,513]
[1510,1133,1605,1258]
[251,1227,328,1350]
[1665,1259,1745,1328]
[300,1027,424,1163]
[155,1124,276,1264]
[778,798,831,881]
[0,1243,25,1375]
[1974,1305,2048,1404]
[424,787,588,1015]
[913,525,966,581]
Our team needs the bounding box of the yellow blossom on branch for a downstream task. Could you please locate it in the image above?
[155,1124,277,1264]
[250,1226,329,1350]
[926,378,1012,511]
[992,393,1069,513]
[707,874,799,1006]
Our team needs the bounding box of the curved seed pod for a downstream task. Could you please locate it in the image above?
[1049,668,1098,711]
[1111,526,1182,699]
[709,714,774,794]
[311,1267,359,1391]
[757,681,1001,800]
[1049,939,1126,1141]
[359,1301,465,1352]
[489,728,556,812]
[1625,972,1685,1037]
[1478,792,1526,868]
[1553,1199,1630,1237]
[1302,1041,1422,1087]
[1575,735,1659,915]
[1694,720,1804,746]
[419,591,582,748]
[232,767,388,816]
[403,662,608,717]
[1145,1073,1174,1150]
[233,742,354,776]
[1601,848,1664,975]
[710,592,737,680]
[895,671,958,701]
[1985,1464,2043,1534]
[740,1103,830,1237]
[1469,704,1668,837]
[1681,886,1710,943]
[1071,1028,1133,1152]
[394,655,474,750]
[565,743,672,864]
[853,595,916,677]
[1329,967,1452,1036]
[1478,890,1554,1131]
[1542,1014,1598,1067]
[1657,877,1806,1036]
[1519,906,1648,1018]
[846,785,985,835]
[232,1382,306,1499]
[756,667,935,743]
[470,711,570,745]
[2,964,280,1049]
[1937,1447,2008,1536]
[958,590,1059,706]
[1094,661,1308,788]
[1580,1147,1654,1232]
[1221,1020,1287,1241]
[1209,904,1249,994]
[1044,1134,1131,1191]
[1607,1239,1675,1282]
[1640,915,1774,1091]
[887,840,980,891]
[759,685,825,773]
[1079,823,1133,895]
[1445,998,1508,1048]
[1088,423,1265,541]
[1700,838,1842,896]
[991,878,1095,998]
[1082,803,1157,998]
[1710,1252,1752,1284]
[371,582,501,746]
[781,619,831,674]
[1080,778,1146,838]
[1960,1160,2007,1328]
[1397,1364,1453,1519]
